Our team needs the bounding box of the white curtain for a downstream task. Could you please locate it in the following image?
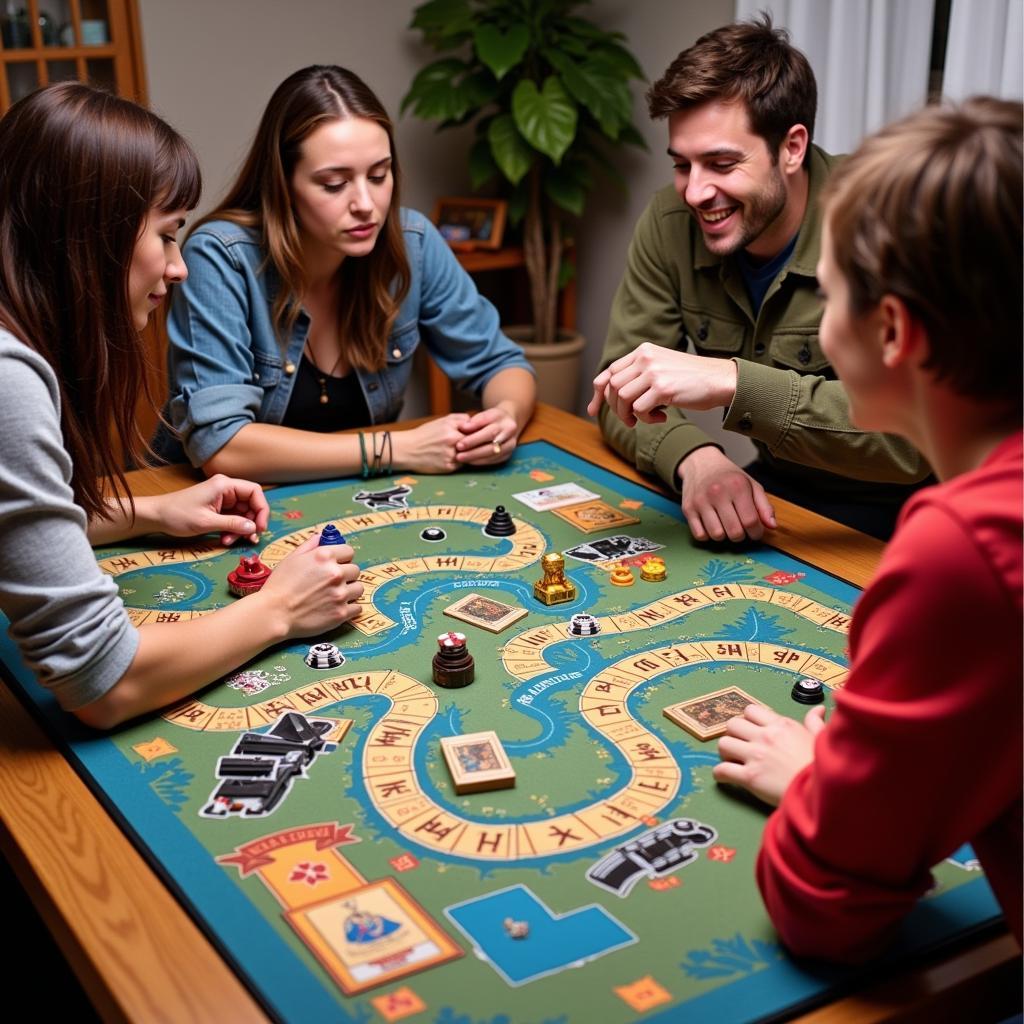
[943,0,1023,101]
[735,0,934,153]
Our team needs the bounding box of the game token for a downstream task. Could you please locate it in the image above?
[640,556,667,582]
[568,612,601,636]
[421,527,447,542]
[484,505,516,536]
[318,524,346,546]
[610,566,635,587]
[304,642,345,670]
[533,552,577,605]
[432,631,475,688]
[503,917,530,939]
[227,554,272,597]
[791,677,825,705]
[440,730,515,793]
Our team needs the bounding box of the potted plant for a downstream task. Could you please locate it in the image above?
[402,0,647,407]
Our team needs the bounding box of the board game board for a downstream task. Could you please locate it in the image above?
[0,441,999,1024]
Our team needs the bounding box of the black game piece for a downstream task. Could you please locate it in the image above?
[216,756,278,778]
[569,612,601,636]
[421,527,447,542]
[235,732,321,762]
[432,631,475,688]
[791,677,825,705]
[483,505,516,537]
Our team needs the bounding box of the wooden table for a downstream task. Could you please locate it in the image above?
[0,404,1017,1023]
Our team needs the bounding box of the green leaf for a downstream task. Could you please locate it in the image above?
[558,59,632,138]
[557,257,576,290]
[468,137,499,189]
[488,114,534,185]
[507,179,530,226]
[410,0,474,45]
[590,42,646,81]
[544,165,586,216]
[474,23,529,81]
[401,59,473,120]
[512,77,577,164]
[617,121,649,150]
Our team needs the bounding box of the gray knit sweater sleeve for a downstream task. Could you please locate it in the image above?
[0,330,139,711]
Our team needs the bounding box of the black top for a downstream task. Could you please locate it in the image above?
[737,233,799,315]
[281,354,371,432]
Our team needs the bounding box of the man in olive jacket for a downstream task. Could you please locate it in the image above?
[589,16,929,542]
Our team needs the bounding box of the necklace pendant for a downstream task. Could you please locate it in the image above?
[319,393,329,405]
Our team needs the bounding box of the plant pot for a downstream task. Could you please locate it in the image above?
[506,326,586,413]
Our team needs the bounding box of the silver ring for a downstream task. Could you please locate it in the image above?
[492,439,502,454]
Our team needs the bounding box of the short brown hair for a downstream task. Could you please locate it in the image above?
[198,66,410,373]
[823,96,1022,405]
[647,13,816,165]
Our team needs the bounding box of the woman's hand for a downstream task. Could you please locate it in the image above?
[455,405,520,465]
[253,534,364,639]
[390,414,471,474]
[713,703,827,806]
[155,474,271,546]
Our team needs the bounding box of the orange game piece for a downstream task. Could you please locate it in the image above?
[610,566,635,587]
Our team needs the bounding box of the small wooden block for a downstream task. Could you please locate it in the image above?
[440,730,516,794]
[662,686,759,741]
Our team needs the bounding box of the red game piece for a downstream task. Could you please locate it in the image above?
[227,554,272,597]
[432,631,475,688]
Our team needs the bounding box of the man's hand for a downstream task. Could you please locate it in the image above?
[713,703,827,806]
[677,446,776,542]
[588,342,738,425]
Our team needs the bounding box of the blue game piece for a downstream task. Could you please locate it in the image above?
[318,524,346,546]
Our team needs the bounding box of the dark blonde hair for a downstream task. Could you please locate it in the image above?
[823,96,1022,404]
[647,13,816,167]
[198,65,410,372]
[0,82,201,519]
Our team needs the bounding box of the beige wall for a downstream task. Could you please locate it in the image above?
[138,0,752,463]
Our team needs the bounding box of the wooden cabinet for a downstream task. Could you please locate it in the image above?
[0,0,147,111]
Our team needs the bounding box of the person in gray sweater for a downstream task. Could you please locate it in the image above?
[0,83,364,729]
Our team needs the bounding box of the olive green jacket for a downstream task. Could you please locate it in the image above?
[597,145,930,497]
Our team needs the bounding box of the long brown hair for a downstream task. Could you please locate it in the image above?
[823,97,1022,405]
[647,13,817,167]
[0,82,200,520]
[196,66,410,372]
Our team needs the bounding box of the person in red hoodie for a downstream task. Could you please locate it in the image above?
[713,96,1023,962]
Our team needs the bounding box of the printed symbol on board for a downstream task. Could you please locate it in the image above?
[707,845,737,864]
[353,484,413,510]
[283,510,304,520]
[289,861,330,886]
[132,737,178,762]
[389,853,420,873]
[528,469,555,482]
[586,818,718,897]
[614,975,673,1012]
[763,569,806,586]
[370,986,427,1022]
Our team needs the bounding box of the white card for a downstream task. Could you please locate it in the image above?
[512,482,601,511]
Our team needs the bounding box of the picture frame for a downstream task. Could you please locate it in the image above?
[431,197,506,251]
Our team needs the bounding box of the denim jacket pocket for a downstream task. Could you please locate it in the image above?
[252,351,282,389]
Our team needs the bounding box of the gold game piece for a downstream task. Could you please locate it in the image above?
[640,557,667,583]
[533,552,577,605]
[610,566,635,587]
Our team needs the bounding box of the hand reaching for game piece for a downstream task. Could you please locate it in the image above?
[154,474,271,546]
[455,405,519,465]
[713,702,827,806]
[588,342,739,426]
[390,414,471,474]
[677,446,776,542]
[253,533,364,638]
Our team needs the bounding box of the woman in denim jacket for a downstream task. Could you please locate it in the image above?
[165,65,536,482]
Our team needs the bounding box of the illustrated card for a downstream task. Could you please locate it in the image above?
[663,686,759,741]
[440,730,516,794]
[511,482,600,511]
[443,592,528,634]
[551,499,641,534]
[285,878,462,995]
[565,535,663,563]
